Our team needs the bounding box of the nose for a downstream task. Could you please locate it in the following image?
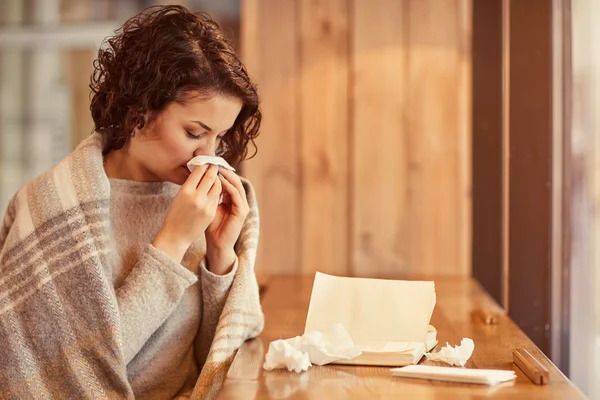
[193,137,218,157]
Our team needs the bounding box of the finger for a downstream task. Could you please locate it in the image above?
[207,174,222,203]
[197,165,219,195]
[221,191,232,205]
[182,164,209,191]
[219,175,247,215]
[218,168,248,205]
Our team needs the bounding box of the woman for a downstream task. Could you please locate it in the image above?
[0,5,264,399]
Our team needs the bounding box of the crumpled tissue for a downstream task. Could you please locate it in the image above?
[425,338,474,367]
[263,323,362,372]
[186,155,236,172]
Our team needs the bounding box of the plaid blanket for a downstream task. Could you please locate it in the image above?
[0,133,264,399]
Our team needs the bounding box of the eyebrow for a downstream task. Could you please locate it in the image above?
[192,120,212,131]
[191,120,232,135]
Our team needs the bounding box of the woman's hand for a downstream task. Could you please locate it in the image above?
[205,168,250,274]
[153,164,221,264]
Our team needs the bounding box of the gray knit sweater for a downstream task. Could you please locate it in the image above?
[0,133,263,399]
[108,178,236,399]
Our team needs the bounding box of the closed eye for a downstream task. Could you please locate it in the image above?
[186,130,203,140]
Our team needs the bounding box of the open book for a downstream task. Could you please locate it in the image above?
[304,272,437,367]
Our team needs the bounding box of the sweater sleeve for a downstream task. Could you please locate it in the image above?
[195,256,237,366]
[115,244,198,365]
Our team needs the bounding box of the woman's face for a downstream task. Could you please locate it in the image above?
[124,93,242,185]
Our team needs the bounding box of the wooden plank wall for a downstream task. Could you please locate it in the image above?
[241,0,302,274]
[242,0,472,277]
[352,0,407,277]
[299,0,349,276]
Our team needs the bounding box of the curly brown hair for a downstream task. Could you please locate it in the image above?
[90,5,260,165]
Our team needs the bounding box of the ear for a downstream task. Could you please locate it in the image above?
[133,111,151,136]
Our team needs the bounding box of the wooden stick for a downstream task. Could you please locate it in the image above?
[513,349,549,385]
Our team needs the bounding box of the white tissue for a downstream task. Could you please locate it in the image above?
[263,323,362,372]
[186,155,235,172]
[263,340,311,373]
[425,338,474,367]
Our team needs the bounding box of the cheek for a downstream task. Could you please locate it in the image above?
[163,138,195,164]
[163,136,185,154]
[151,126,189,160]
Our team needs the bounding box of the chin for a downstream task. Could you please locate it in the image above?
[169,177,186,186]
[171,166,191,185]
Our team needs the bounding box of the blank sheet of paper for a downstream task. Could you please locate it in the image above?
[304,272,436,343]
[391,365,517,385]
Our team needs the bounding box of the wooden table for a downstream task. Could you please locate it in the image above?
[217,276,586,399]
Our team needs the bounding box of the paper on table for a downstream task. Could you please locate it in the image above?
[391,365,516,386]
[263,323,362,372]
[186,155,236,172]
[304,272,436,344]
[425,338,475,366]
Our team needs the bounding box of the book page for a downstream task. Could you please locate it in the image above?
[304,272,436,343]
[354,340,425,354]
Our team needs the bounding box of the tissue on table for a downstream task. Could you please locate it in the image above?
[263,323,362,372]
[186,155,236,172]
[263,340,311,373]
[425,338,474,367]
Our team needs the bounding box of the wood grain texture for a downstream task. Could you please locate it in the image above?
[351,0,409,277]
[513,349,549,385]
[241,0,300,275]
[405,0,472,276]
[351,0,471,277]
[218,276,585,399]
[241,0,472,277]
[299,0,349,276]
